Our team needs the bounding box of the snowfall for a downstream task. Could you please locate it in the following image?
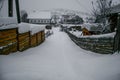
[0,27,120,80]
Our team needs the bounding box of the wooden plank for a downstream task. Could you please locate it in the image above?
[0,34,17,41]
[0,38,17,46]
[0,43,17,55]
[18,32,30,51]
[0,35,17,42]
[10,43,17,52]
[18,32,29,37]
[18,36,29,42]
[37,32,42,44]
[0,28,18,55]
[0,29,17,34]
[30,34,37,47]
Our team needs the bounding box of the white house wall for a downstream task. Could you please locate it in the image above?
[29,19,51,24]
[0,0,17,18]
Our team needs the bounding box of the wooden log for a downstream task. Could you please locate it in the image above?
[37,31,42,45]
[18,32,30,51]
[30,34,37,47]
[0,28,18,55]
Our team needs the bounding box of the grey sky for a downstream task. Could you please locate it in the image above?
[19,0,120,14]
[20,0,93,13]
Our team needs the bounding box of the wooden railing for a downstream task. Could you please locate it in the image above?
[66,31,114,54]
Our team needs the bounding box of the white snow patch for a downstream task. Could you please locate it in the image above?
[29,24,45,35]
[0,27,120,80]
[18,22,30,33]
[0,24,18,30]
[0,17,18,30]
[80,32,115,38]
[69,31,83,37]
[18,22,45,34]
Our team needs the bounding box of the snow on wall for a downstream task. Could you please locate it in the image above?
[79,32,116,38]
[0,24,18,30]
[0,17,17,25]
[29,24,45,35]
[68,30,115,38]
[69,31,83,37]
[18,22,45,34]
[0,17,18,30]
[18,22,30,33]
[0,21,45,34]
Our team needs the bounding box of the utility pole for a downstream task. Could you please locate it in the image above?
[15,0,21,23]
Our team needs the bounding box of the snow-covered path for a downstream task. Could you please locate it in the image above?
[0,27,120,80]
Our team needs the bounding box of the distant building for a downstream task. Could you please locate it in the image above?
[27,11,52,24]
[82,23,103,36]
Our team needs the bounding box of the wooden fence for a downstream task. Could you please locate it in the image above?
[66,31,114,54]
[0,28,18,55]
[0,28,45,55]
[18,31,30,51]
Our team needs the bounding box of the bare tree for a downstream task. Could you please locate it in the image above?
[91,0,112,23]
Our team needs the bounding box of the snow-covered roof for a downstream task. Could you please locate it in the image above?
[0,20,45,34]
[82,23,103,31]
[27,11,51,19]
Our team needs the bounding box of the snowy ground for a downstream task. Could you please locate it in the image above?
[0,27,120,80]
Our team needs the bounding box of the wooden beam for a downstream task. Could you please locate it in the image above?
[15,0,21,23]
[8,0,13,17]
[113,14,120,53]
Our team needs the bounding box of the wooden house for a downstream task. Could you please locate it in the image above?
[82,27,91,36]
[0,0,46,54]
[0,0,20,55]
[82,23,103,36]
[27,11,52,25]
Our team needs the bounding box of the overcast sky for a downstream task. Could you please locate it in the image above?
[19,0,120,14]
[20,0,94,13]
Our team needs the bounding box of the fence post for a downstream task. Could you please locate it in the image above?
[113,14,120,53]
